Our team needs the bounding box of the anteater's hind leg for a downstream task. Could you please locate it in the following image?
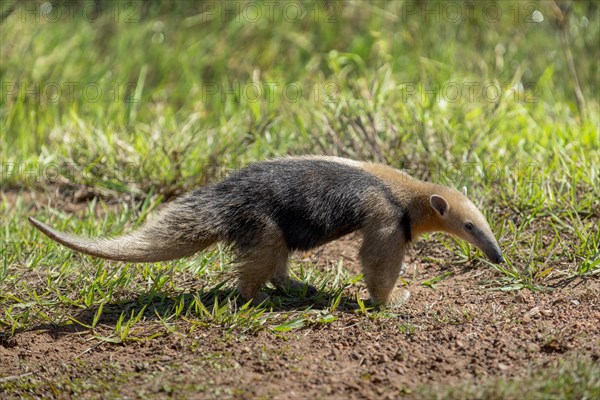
[270,260,294,291]
[236,227,289,304]
[270,259,316,297]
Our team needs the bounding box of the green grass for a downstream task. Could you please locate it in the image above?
[0,0,599,398]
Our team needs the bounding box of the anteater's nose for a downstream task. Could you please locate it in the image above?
[493,253,504,264]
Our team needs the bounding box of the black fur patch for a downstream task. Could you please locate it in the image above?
[188,159,411,251]
[400,212,412,243]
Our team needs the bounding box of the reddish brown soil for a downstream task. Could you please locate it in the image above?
[1,232,599,399]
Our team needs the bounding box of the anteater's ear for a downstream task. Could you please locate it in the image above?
[430,195,449,217]
[461,186,467,196]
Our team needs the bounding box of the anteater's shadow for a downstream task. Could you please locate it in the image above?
[1,285,361,341]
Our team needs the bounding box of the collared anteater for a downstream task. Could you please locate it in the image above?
[29,156,503,307]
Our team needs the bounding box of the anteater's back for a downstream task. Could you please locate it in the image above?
[197,158,405,251]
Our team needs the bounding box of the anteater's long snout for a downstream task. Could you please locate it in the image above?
[470,226,504,264]
[484,241,504,264]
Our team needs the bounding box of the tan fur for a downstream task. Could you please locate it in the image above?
[361,162,439,236]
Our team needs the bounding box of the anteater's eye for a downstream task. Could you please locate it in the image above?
[465,222,474,231]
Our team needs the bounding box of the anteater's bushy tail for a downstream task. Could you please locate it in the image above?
[29,196,220,262]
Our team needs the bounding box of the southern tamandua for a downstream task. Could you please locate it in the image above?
[29,156,504,307]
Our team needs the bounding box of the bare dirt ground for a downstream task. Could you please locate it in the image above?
[1,191,599,399]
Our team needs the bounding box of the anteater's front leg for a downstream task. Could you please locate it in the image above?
[359,225,410,308]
